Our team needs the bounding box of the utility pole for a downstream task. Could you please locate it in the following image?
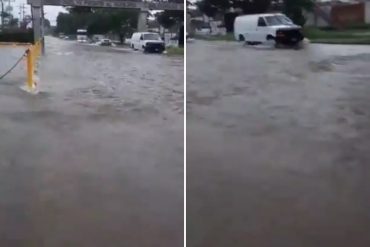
[1,0,4,30]
[19,4,25,23]
[41,5,45,54]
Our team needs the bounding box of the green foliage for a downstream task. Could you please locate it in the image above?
[0,29,34,43]
[196,0,271,16]
[234,0,272,14]
[166,47,184,56]
[0,11,11,18]
[195,0,314,26]
[283,0,313,26]
[44,19,51,28]
[67,7,93,14]
[156,10,183,29]
[9,18,18,27]
[56,7,138,36]
[194,33,234,41]
[304,27,370,44]
[195,0,227,17]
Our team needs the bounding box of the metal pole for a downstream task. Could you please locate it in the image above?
[1,1,3,28]
[41,5,45,54]
[26,47,35,91]
[31,5,41,43]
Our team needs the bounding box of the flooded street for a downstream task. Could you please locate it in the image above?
[0,37,183,246]
[187,41,370,247]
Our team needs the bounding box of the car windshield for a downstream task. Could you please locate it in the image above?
[265,15,294,26]
[143,33,160,40]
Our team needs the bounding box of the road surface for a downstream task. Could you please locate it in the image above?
[0,37,183,247]
[187,41,370,247]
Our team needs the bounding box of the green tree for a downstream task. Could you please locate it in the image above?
[9,18,18,27]
[195,0,226,18]
[196,0,313,28]
[156,10,183,29]
[44,19,51,28]
[66,6,92,14]
[196,0,271,16]
[234,0,271,14]
[283,0,313,26]
[56,8,138,40]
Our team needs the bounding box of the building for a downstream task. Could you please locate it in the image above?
[306,0,370,28]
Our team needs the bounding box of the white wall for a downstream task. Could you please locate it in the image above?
[305,12,330,27]
[366,2,370,24]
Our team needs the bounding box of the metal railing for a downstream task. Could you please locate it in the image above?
[0,40,42,93]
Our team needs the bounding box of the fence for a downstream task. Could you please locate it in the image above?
[0,40,42,93]
[331,3,365,28]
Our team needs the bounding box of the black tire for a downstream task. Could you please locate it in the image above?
[266,35,275,41]
[238,34,245,42]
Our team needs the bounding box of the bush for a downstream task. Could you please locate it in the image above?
[0,29,34,43]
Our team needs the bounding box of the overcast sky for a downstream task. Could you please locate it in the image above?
[10,0,67,25]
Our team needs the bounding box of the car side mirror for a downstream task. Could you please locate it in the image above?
[140,36,143,40]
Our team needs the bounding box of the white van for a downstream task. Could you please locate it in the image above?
[130,32,165,53]
[234,13,304,46]
[76,29,88,43]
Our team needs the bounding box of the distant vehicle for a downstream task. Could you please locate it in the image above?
[77,29,88,43]
[100,39,112,46]
[186,32,195,43]
[234,13,304,47]
[92,35,105,43]
[196,25,211,35]
[130,32,165,53]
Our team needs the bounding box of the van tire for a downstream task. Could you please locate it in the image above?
[266,35,275,41]
[238,34,245,42]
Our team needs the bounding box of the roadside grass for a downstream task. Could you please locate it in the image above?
[304,27,370,44]
[192,27,370,45]
[193,33,235,41]
[166,46,184,56]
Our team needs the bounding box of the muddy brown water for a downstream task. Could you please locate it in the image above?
[0,37,183,247]
[187,41,370,247]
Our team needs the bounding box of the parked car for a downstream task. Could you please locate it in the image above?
[195,24,212,35]
[130,32,165,53]
[234,13,304,47]
[100,39,112,46]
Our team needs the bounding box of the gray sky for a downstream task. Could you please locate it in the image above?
[11,0,67,25]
